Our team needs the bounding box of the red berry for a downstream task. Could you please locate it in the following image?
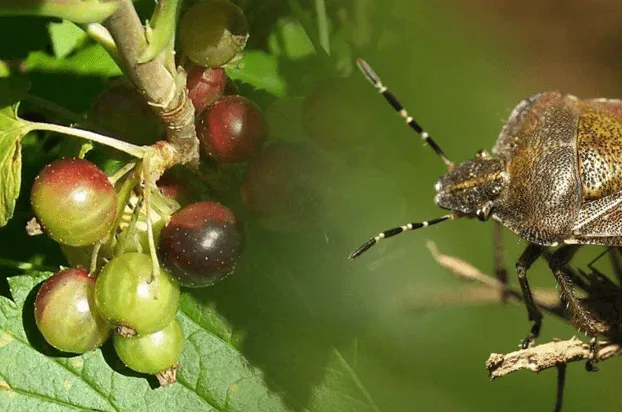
[157,201,244,287]
[186,65,227,114]
[197,95,267,163]
[35,268,111,353]
[156,171,195,206]
[31,158,117,246]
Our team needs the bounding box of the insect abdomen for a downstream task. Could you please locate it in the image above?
[577,99,622,200]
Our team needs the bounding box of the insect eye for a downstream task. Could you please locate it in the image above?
[476,207,491,221]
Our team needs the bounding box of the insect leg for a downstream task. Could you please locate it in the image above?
[493,221,509,302]
[515,243,545,348]
[609,247,622,284]
[554,364,566,412]
[548,245,600,371]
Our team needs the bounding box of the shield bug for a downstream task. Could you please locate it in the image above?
[350,58,622,369]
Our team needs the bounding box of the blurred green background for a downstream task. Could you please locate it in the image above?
[252,1,622,411]
[321,1,622,411]
[3,0,622,411]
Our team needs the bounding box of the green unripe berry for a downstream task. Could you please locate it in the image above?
[95,253,180,336]
[179,0,248,68]
[113,319,184,376]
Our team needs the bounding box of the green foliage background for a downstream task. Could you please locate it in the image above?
[1,1,622,411]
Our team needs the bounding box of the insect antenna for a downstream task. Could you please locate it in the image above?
[356,58,454,169]
[348,214,457,259]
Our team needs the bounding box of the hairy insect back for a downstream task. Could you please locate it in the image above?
[577,98,622,200]
[492,92,582,245]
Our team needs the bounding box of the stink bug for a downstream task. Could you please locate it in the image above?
[350,58,622,368]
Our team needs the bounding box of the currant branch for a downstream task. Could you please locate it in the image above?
[102,0,199,168]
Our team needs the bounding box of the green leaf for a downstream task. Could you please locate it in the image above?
[24,44,122,78]
[268,19,316,60]
[0,78,32,227]
[306,349,380,412]
[227,51,286,97]
[0,0,118,24]
[138,0,180,64]
[0,61,10,77]
[0,273,292,411]
[48,20,88,59]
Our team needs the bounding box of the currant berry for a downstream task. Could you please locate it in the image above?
[113,318,183,381]
[95,253,180,336]
[156,171,195,207]
[89,83,162,146]
[35,268,111,353]
[179,0,249,68]
[158,201,244,287]
[186,65,227,114]
[197,95,267,163]
[31,158,118,246]
[60,242,114,270]
[241,143,325,231]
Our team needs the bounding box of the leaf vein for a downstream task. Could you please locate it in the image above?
[5,329,120,412]
[178,311,235,349]
[175,375,221,411]
[0,375,91,411]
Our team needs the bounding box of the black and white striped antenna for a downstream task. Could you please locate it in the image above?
[355,58,454,169]
[348,214,456,259]
[349,59,459,259]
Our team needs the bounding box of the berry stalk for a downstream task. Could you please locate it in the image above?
[29,122,147,158]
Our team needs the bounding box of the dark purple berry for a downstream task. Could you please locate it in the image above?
[158,201,244,287]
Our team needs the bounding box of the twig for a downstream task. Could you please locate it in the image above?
[486,338,622,378]
[427,241,622,412]
[426,241,563,316]
[103,0,198,166]
[141,154,160,279]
